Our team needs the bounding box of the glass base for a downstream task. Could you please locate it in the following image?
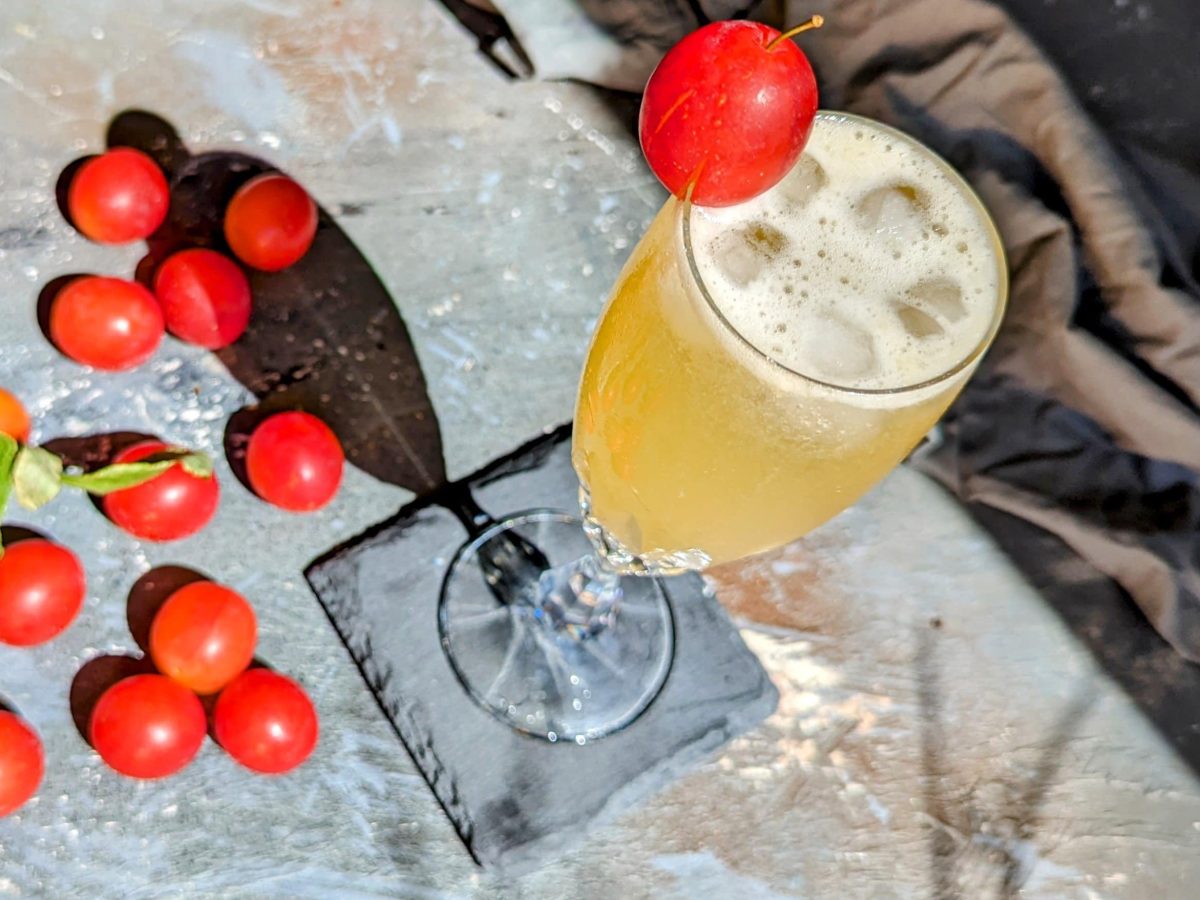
[438,510,675,744]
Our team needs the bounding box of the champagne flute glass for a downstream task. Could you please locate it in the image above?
[439,112,1008,744]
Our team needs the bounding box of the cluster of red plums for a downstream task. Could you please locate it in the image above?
[0,143,346,817]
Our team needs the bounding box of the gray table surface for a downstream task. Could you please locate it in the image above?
[1,2,1198,898]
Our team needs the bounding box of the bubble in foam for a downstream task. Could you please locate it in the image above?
[710,221,788,286]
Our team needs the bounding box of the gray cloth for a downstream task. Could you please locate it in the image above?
[798,0,1200,661]
[490,0,1200,661]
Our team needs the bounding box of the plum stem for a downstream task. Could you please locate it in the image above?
[765,15,825,51]
[682,163,705,202]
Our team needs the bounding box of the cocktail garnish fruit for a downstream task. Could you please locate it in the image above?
[639,17,822,207]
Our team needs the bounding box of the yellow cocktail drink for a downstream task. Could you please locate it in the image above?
[574,112,1007,570]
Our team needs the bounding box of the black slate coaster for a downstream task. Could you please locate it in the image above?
[305,426,778,872]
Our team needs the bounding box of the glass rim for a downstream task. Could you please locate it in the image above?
[679,110,1010,397]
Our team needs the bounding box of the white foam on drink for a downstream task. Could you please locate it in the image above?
[687,114,1002,394]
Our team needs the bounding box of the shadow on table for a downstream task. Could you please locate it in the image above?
[971,505,1200,773]
[69,654,157,747]
[0,524,49,547]
[915,618,1098,898]
[36,274,87,349]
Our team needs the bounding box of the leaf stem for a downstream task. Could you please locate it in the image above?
[0,442,214,516]
[0,434,17,557]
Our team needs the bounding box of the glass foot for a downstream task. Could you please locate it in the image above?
[438,509,675,744]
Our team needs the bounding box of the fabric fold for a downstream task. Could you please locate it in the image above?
[793,0,1200,660]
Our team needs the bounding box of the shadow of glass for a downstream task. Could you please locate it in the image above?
[916,620,1098,898]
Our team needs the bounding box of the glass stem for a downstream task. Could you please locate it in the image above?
[530,551,624,639]
[445,488,625,637]
[444,487,553,607]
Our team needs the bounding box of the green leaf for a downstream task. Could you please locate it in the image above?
[12,445,63,510]
[179,453,214,479]
[61,460,176,495]
[0,434,17,493]
[0,434,18,558]
[59,449,214,496]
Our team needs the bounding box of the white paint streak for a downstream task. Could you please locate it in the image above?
[652,852,799,899]
[97,71,115,106]
[237,0,303,17]
[476,170,503,205]
[172,31,296,129]
[865,792,891,825]
[0,65,68,122]
[380,116,401,146]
